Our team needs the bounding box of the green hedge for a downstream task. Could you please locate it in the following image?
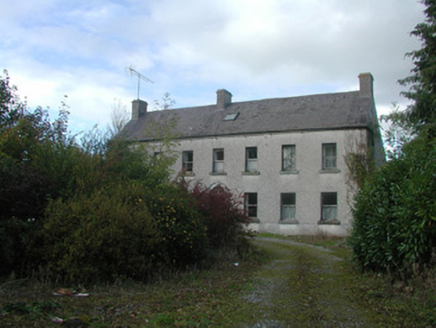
[349,135,436,276]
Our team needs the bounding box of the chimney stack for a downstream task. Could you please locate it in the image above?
[358,73,374,98]
[132,99,148,120]
[216,89,232,108]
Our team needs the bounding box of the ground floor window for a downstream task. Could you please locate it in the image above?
[321,192,337,221]
[281,193,296,220]
[244,193,258,217]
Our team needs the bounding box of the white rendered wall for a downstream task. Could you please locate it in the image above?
[156,129,367,236]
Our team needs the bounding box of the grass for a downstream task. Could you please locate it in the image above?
[258,233,436,327]
[1,235,436,327]
[0,248,267,327]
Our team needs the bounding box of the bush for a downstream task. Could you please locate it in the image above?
[0,218,41,277]
[40,182,210,283]
[143,185,208,268]
[349,134,436,277]
[41,183,159,283]
[190,182,250,249]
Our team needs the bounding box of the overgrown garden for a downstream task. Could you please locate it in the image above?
[0,70,250,284]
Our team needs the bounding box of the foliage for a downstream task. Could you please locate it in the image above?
[142,185,208,268]
[398,0,436,129]
[108,98,129,137]
[349,133,436,277]
[41,183,159,283]
[379,103,416,159]
[40,181,210,283]
[2,238,436,327]
[0,69,23,130]
[190,182,250,250]
[343,131,376,190]
[350,1,436,279]
[0,70,253,283]
[0,218,38,277]
[153,92,176,111]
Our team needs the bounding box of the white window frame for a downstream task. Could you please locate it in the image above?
[322,143,337,170]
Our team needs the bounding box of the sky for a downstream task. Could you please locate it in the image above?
[0,0,426,135]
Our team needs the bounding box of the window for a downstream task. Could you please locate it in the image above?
[245,147,258,172]
[182,151,193,172]
[322,143,337,169]
[321,192,337,221]
[244,193,258,217]
[223,112,239,121]
[281,193,296,220]
[282,145,296,171]
[212,148,224,173]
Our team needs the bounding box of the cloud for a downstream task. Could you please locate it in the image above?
[0,0,427,133]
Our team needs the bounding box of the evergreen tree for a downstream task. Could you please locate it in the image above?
[399,0,436,129]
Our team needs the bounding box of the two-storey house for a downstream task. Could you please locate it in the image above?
[120,73,384,236]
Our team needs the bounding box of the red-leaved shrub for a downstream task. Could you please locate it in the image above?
[190,182,250,249]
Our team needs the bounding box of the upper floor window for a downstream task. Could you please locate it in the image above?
[182,151,193,172]
[244,192,258,217]
[321,192,337,221]
[282,145,296,171]
[281,193,296,221]
[245,147,258,172]
[212,148,224,173]
[322,143,337,170]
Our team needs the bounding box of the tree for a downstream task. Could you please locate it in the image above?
[379,103,415,160]
[108,98,129,137]
[0,69,24,132]
[349,2,436,278]
[153,92,176,111]
[399,0,436,129]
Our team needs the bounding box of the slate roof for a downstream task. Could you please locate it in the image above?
[119,90,375,142]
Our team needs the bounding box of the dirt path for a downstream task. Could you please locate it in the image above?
[243,237,379,328]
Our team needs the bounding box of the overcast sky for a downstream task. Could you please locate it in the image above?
[0,0,426,134]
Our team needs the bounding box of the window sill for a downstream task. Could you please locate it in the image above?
[319,168,341,174]
[280,170,299,175]
[318,218,341,225]
[210,172,227,176]
[243,171,260,176]
[248,217,260,223]
[279,218,299,224]
[183,172,196,177]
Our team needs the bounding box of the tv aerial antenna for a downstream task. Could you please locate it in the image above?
[128,66,153,100]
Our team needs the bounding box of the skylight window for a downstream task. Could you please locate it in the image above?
[223,112,239,121]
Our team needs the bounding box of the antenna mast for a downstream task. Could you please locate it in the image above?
[128,66,153,100]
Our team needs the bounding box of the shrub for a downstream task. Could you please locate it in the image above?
[349,134,436,277]
[40,181,209,283]
[0,218,40,277]
[143,185,208,268]
[190,182,250,249]
[41,183,159,283]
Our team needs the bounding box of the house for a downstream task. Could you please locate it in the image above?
[120,73,384,236]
